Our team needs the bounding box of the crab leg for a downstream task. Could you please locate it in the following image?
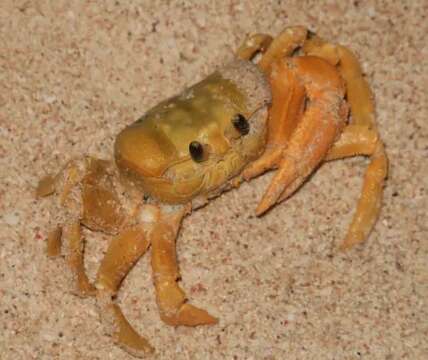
[304,35,388,248]
[236,33,273,60]
[335,45,377,129]
[62,220,96,297]
[257,26,307,72]
[95,224,154,356]
[46,226,62,257]
[236,26,307,66]
[254,56,347,215]
[327,134,387,249]
[329,48,388,248]
[151,206,218,326]
[325,125,379,160]
[37,161,95,295]
[302,33,340,66]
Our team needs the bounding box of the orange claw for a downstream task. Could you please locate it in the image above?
[255,56,347,215]
[242,57,306,181]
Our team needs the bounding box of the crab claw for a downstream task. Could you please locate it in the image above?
[253,56,347,216]
[255,156,298,216]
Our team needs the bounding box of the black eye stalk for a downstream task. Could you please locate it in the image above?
[189,141,205,162]
[232,114,250,136]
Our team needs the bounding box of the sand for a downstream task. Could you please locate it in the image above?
[1,1,427,359]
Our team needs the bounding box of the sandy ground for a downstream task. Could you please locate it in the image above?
[1,1,427,359]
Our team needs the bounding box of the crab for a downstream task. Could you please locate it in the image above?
[37,26,388,357]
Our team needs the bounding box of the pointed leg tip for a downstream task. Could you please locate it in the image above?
[74,284,97,298]
[255,198,275,216]
[255,205,268,217]
[339,231,366,251]
[176,304,219,326]
[126,342,156,357]
[119,340,155,358]
[197,315,219,326]
[339,238,354,252]
[96,293,155,357]
[338,243,351,252]
[203,313,219,325]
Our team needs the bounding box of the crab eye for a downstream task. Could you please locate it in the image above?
[189,141,205,162]
[232,114,250,135]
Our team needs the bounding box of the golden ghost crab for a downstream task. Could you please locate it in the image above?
[37,27,388,357]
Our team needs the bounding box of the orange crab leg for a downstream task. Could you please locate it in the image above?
[236,26,307,69]
[306,39,388,248]
[336,45,377,129]
[236,33,273,60]
[331,51,388,248]
[46,226,62,257]
[326,125,386,250]
[62,220,96,297]
[37,162,95,294]
[338,141,387,249]
[325,124,379,160]
[302,34,340,66]
[304,34,388,248]
[257,26,307,72]
[255,56,347,215]
[95,225,154,356]
[151,206,218,326]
